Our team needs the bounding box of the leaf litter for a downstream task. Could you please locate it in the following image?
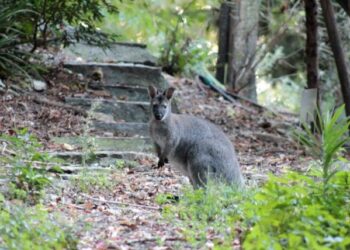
[0,68,311,249]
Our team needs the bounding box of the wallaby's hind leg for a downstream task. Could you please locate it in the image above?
[187,160,214,188]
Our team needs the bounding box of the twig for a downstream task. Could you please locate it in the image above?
[80,193,161,211]
[0,147,16,156]
[61,202,86,210]
[125,236,185,245]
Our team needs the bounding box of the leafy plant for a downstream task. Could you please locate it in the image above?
[163,170,350,249]
[1,0,119,51]
[296,105,350,185]
[241,171,350,250]
[103,0,219,75]
[0,6,37,79]
[0,128,62,203]
[0,204,77,249]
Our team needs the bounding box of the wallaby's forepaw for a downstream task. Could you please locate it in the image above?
[156,157,168,168]
[157,159,165,168]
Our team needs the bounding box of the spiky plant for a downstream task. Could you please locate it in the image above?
[297,105,350,185]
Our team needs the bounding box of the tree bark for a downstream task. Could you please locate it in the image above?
[227,0,260,101]
[319,0,350,119]
[302,0,320,130]
[305,0,319,91]
[216,2,231,84]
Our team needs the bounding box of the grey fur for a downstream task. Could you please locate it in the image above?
[148,86,244,188]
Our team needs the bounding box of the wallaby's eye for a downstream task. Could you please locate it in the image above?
[161,104,167,108]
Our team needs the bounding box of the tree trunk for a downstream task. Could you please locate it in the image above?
[300,0,320,129]
[227,0,260,101]
[216,2,231,84]
[319,0,350,119]
[305,0,319,91]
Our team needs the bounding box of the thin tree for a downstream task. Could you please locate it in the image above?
[319,0,350,120]
[301,0,320,130]
[305,0,319,97]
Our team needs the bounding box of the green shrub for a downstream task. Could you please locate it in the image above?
[1,0,119,51]
[0,128,62,203]
[0,6,36,79]
[162,170,350,249]
[242,171,350,250]
[0,204,77,249]
[0,0,119,79]
[103,0,219,75]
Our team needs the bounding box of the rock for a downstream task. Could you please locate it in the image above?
[91,112,115,123]
[91,122,149,137]
[64,63,167,89]
[64,97,151,123]
[32,79,47,92]
[77,73,84,81]
[104,85,149,102]
[62,43,157,65]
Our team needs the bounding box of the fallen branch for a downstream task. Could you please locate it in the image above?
[195,76,256,114]
[80,193,161,211]
[194,65,281,116]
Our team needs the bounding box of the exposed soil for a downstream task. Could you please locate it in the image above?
[0,69,310,249]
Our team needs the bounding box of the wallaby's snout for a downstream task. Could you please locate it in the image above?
[152,105,166,121]
[148,85,175,121]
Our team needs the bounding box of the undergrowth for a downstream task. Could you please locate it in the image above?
[160,106,350,249]
[0,203,77,249]
[0,128,62,204]
[71,171,117,193]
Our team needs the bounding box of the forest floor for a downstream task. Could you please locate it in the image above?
[0,68,312,249]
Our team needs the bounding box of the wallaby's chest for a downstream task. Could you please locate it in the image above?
[150,122,171,148]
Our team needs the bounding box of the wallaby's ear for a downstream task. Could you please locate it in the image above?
[165,87,176,100]
[148,85,157,99]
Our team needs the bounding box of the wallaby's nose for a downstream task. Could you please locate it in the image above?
[154,113,163,120]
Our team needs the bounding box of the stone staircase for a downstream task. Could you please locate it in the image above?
[53,43,170,165]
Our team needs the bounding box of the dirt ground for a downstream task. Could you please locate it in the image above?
[0,69,310,249]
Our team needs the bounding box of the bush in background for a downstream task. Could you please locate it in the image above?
[0,0,119,79]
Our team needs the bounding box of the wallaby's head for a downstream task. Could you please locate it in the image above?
[148,85,175,121]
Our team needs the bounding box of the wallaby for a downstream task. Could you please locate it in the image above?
[148,85,244,188]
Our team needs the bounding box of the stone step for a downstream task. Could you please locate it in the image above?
[65,97,150,123]
[52,136,152,152]
[91,122,149,137]
[62,42,157,65]
[104,84,149,102]
[64,62,167,89]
